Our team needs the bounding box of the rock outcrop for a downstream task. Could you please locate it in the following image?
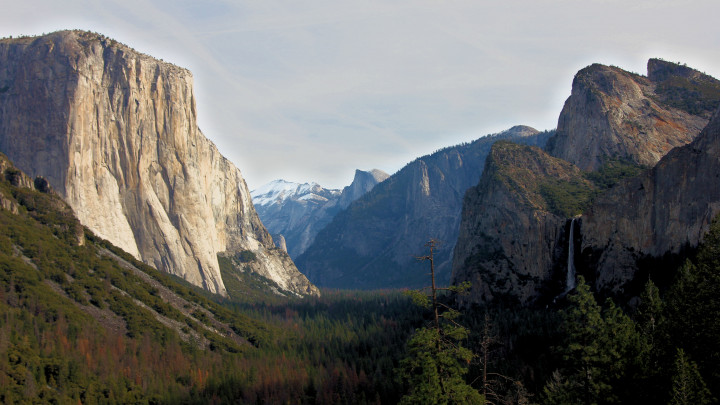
[546,59,718,170]
[0,30,318,297]
[580,106,720,295]
[451,142,593,305]
[297,126,553,289]
[335,169,390,210]
[452,60,720,306]
[251,168,388,259]
[274,234,288,253]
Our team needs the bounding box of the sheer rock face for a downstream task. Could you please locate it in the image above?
[451,142,590,305]
[0,30,318,297]
[580,107,720,294]
[336,169,391,210]
[546,60,715,171]
[274,234,288,253]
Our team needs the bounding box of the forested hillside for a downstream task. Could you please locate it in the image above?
[0,153,424,403]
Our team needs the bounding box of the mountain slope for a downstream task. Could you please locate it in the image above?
[296,126,552,289]
[251,169,388,259]
[0,30,317,297]
[451,142,596,305]
[546,59,718,170]
[0,152,279,401]
[252,180,341,257]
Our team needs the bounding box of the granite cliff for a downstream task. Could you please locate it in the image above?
[452,60,720,306]
[451,142,594,305]
[546,59,718,170]
[580,106,720,296]
[0,30,318,297]
[297,126,553,289]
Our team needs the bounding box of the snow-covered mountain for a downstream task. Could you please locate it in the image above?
[251,170,389,258]
[252,180,340,208]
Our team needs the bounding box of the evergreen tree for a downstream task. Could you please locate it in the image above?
[397,240,483,405]
[629,279,666,403]
[542,370,580,405]
[398,321,482,405]
[635,279,663,343]
[545,276,639,404]
[664,216,720,392]
[669,348,712,405]
[558,276,607,404]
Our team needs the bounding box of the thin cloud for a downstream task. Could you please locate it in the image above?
[2,1,720,189]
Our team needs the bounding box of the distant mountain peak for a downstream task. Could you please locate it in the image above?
[338,169,390,209]
[361,168,391,181]
[504,125,540,137]
[251,170,387,259]
[251,180,339,207]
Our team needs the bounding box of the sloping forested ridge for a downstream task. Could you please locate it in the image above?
[0,153,427,404]
[0,152,264,402]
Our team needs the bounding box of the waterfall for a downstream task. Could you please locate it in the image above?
[565,218,577,292]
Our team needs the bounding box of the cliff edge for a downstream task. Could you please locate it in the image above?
[0,31,318,297]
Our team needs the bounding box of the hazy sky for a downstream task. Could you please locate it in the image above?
[3,1,720,189]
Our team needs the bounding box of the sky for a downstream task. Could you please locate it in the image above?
[2,1,720,189]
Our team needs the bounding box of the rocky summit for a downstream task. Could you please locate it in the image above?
[0,31,318,297]
[546,59,718,171]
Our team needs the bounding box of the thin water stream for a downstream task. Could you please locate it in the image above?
[565,217,577,293]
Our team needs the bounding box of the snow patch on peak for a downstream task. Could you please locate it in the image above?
[251,180,338,207]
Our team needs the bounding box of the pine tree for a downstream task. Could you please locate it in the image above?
[669,348,712,405]
[635,279,663,341]
[628,279,666,403]
[545,276,639,404]
[397,240,483,405]
[664,215,720,392]
[559,276,606,404]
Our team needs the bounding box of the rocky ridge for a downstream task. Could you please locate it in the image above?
[451,142,594,305]
[452,60,720,306]
[546,59,717,171]
[251,168,389,258]
[297,126,553,289]
[0,30,318,297]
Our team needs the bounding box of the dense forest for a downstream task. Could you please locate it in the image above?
[1,154,719,404]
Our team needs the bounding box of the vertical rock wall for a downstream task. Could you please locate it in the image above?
[0,31,318,297]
